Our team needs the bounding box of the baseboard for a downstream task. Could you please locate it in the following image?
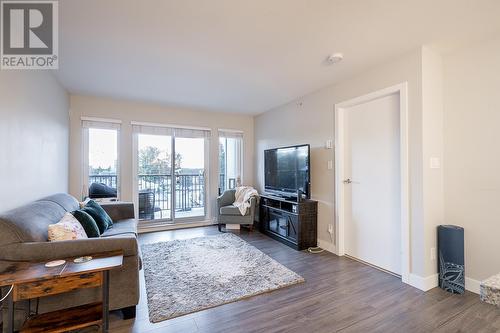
[138,220,214,233]
[317,239,336,254]
[408,273,481,294]
[408,273,438,291]
[465,277,481,294]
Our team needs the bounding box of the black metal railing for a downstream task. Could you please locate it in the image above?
[138,173,205,217]
[89,175,117,189]
[89,174,205,220]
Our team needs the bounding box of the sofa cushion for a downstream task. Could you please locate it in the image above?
[72,210,100,238]
[100,202,135,221]
[0,201,67,244]
[38,193,79,212]
[82,200,113,233]
[0,193,80,245]
[101,219,137,237]
[220,204,246,216]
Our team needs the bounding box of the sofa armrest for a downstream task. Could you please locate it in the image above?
[0,235,138,262]
[100,202,135,221]
[217,190,236,210]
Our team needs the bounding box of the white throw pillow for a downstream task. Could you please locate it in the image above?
[48,212,88,241]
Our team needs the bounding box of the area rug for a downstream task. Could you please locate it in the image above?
[141,233,305,322]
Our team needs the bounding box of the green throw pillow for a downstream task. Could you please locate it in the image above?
[72,210,100,238]
[83,200,113,234]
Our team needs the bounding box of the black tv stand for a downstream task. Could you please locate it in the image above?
[263,194,295,202]
[259,194,317,251]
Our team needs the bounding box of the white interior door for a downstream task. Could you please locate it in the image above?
[344,93,401,275]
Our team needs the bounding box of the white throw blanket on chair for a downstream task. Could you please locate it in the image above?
[233,186,259,215]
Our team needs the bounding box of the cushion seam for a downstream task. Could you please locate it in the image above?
[0,218,24,243]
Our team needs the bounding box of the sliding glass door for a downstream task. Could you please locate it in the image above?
[174,137,205,219]
[137,134,173,221]
[134,124,209,225]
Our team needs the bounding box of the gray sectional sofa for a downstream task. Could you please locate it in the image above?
[0,193,141,328]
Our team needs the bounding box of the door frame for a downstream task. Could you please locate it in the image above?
[334,83,410,284]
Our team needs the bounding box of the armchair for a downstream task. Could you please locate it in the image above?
[216,189,257,231]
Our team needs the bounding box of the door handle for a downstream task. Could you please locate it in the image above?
[343,178,352,184]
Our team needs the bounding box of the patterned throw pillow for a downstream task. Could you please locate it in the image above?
[48,212,88,241]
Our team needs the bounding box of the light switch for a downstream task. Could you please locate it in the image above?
[327,160,333,170]
[325,140,333,149]
[430,157,441,169]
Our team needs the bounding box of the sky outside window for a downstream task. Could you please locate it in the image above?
[89,128,118,173]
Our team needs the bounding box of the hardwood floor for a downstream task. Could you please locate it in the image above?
[106,226,499,333]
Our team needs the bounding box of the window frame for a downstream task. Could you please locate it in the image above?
[218,129,244,194]
[81,117,122,201]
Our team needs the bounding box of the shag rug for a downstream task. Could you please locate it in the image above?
[141,233,304,322]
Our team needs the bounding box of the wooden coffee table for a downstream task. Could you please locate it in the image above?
[0,251,123,333]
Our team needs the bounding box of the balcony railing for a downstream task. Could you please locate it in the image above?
[89,175,117,189]
[89,174,205,220]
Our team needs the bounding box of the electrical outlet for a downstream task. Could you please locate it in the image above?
[327,160,333,170]
[431,247,436,260]
[328,224,333,234]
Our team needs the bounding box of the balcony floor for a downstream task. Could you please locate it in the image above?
[140,207,205,222]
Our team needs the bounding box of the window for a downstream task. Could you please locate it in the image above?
[218,130,243,194]
[82,119,121,200]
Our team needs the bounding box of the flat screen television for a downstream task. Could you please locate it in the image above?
[264,144,310,199]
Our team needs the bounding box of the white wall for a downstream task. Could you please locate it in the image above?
[69,95,254,221]
[421,47,445,277]
[0,71,69,212]
[443,37,500,284]
[255,49,429,277]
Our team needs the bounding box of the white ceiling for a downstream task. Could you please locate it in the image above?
[56,0,500,114]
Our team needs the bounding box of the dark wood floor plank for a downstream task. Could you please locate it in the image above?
[96,226,494,333]
[434,300,500,333]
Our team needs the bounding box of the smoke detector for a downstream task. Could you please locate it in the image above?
[327,53,343,64]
